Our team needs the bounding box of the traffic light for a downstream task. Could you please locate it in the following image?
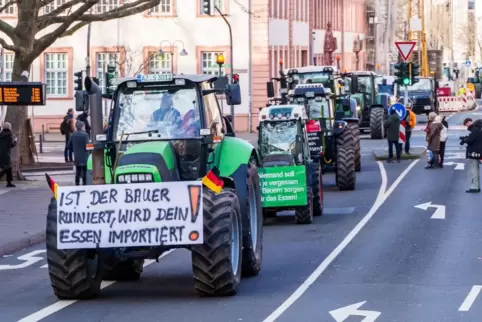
[202,0,211,15]
[394,62,410,86]
[74,71,83,90]
[105,65,116,95]
[232,74,239,84]
[410,62,420,85]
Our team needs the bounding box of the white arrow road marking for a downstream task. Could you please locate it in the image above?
[0,250,46,270]
[414,202,446,219]
[17,250,175,322]
[329,301,381,322]
[459,285,482,311]
[444,162,465,170]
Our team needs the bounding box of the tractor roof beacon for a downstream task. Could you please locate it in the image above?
[45,73,264,299]
[257,104,318,223]
[291,83,356,191]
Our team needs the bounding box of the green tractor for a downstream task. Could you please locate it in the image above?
[45,74,264,299]
[337,71,391,139]
[290,83,356,191]
[257,104,320,223]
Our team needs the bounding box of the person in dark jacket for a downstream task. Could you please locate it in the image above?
[76,111,91,137]
[0,122,17,187]
[68,121,90,186]
[439,115,449,167]
[61,108,75,163]
[462,118,482,193]
[426,115,444,169]
[384,111,401,163]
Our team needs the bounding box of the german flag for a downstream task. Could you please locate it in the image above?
[45,173,59,200]
[202,167,224,194]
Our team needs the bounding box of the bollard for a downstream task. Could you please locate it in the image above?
[39,133,43,153]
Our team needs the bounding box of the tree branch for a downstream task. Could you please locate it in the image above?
[0,0,15,14]
[0,20,16,40]
[41,0,159,27]
[37,0,84,30]
[0,37,19,52]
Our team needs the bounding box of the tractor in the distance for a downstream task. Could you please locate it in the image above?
[290,83,356,191]
[257,104,322,223]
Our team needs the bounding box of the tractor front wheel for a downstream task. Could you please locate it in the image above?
[311,161,323,216]
[347,122,361,172]
[191,188,243,296]
[336,129,356,191]
[370,107,385,139]
[46,198,103,300]
[295,188,313,224]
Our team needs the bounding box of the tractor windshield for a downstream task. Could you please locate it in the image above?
[259,120,298,155]
[357,76,373,94]
[114,85,200,141]
[306,98,331,119]
[291,72,333,88]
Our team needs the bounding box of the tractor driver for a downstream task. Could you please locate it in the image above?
[151,94,182,127]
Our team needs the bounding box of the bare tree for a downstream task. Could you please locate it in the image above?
[122,47,156,77]
[0,0,160,167]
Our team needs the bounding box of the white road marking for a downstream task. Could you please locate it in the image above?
[459,285,482,312]
[262,160,420,322]
[17,250,174,322]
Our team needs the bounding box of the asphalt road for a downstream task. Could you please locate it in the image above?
[2,108,480,322]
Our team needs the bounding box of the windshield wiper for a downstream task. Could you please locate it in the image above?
[121,129,160,139]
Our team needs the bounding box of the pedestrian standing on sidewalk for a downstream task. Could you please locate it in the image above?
[426,115,444,169]
[439,115,449,167]
[403,104,417,154]
[461,118,482,193]
[0,122,17,188]
[60,108,75,163]
[68,121,89,186]
[385,109,401,163]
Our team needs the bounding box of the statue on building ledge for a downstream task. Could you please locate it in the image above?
[323,22,337,66]
[353,35,363,70]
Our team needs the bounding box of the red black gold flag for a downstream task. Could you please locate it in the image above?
[202,167,224,194]
[45,173,59,200]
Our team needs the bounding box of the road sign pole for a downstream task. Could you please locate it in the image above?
[404,85,408,107]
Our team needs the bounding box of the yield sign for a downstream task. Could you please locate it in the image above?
[395,41,416,61]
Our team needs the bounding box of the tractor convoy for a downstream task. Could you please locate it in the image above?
[43,64,391,300]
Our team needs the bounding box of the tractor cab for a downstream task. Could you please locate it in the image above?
[285,66,338,92]
[257,104,309,167]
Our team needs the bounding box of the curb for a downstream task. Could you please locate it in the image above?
[0,232,45,257]
[372,149,426,161]
[22,165,73,173]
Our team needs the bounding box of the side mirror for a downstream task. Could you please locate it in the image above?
[351,76,359,93]
[267,81,275,98]
[213,76,229,91]
[225,83,241,105]
[75,90,84,111]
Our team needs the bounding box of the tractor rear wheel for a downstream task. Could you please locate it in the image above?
[191,188,243,296]
[311,161,323,216]
[336,129,356,191]
[295,188,313,224]
[347,122,361,172]
[103,258,144,281]
[242,158,263,277]
[370,107,385,139]
[46,198,103,300]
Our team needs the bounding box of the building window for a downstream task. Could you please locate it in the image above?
[44,0,66,14]
[0,0,15,15]
[201,52,224,75]
[148,0,173,15]
[45,53,68,97]
[148,52,172,74]
[95,0,120,13]
[1,53,13,81]
[468,0,474,10]
[96,52,120,92]
[200,0,223,15]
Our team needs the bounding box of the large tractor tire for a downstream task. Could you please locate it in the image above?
[295,188,313,224]
[347,122,361,172]
[103,258,144,281]
[370,107,385,139]
[191,188,243,296]
[311,161,323,216]
[46,198,103,300]
[242,158,264,277]
[336,129,356,191]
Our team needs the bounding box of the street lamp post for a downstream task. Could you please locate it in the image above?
[158,40,188,74]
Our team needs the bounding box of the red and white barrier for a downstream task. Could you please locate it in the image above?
[399,120,406,144]
[438,96,463,112]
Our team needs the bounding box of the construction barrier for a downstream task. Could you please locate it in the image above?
[437,91,476,112]
[399,120,406,145]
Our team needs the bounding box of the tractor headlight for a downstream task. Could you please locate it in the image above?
[116,173,154,183]
[356,105,361,111]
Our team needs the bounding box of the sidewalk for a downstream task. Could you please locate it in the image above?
[0,186,52,256]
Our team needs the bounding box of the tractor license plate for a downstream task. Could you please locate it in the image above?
[424,105,431,110]
[56,182,204,249]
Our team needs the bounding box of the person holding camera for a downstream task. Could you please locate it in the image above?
[461,118,482,193]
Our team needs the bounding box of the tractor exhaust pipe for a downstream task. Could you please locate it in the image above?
[85,77,106,184]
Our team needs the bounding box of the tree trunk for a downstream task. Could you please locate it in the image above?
[4,57,35,179]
